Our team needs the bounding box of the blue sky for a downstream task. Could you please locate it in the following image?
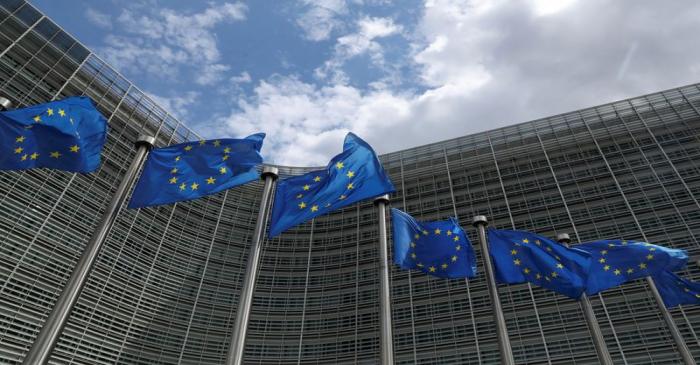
[31,0,700,165]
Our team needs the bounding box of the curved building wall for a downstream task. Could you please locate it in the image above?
[0,1,699,364]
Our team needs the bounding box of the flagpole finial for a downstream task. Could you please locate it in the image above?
[135,135,155,148]
[0,96,12,111]
[261,166,279,180]
[557,233,571,244]
[472,215,488,227]
[373,194,390,205]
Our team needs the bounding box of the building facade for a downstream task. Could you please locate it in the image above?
[1,1,699,364]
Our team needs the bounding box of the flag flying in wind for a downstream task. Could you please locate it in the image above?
[652,270,700,308]
[488,228,591,299]
[391,208,476,279]
[128,133,265,208]
[575,239,688,295]
[0,96,107,173]
[268,133,395,237]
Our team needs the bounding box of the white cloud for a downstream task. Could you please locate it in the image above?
[296,0,348,41]
[98,2,247,85]
[220,0,700,166]
[231,71,252,84]
[146,91,201,120]
[85,8,112,29]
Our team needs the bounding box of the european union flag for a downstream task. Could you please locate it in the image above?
[652,270,700,308]
[575,239,688,295]
[391,209,476,279]
[0,96,107,173]
[268,133,395,237]
[128,134,265,209]
[488,229,591,299]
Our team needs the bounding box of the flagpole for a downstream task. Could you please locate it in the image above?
[472,215,515,365]
[22,134,155,365]
[557,233,613,365]
[0,96,12,111]
[226,166,279,365]
[374,194,394,365]
[646,276,695,364]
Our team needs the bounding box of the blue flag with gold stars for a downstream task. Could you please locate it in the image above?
[488,229,591,299]
[575,239,688,295]
[0,96,107,173]
[652,270,700,308]
[268,133,395,237]
[391,209,476,279]
[127,134,265,209]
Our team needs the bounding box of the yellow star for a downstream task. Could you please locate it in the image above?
[314,176,321,182]
[179,183,186,191]
[30,152,39,160]
[422,230,428,235]
[535,240,541,246]
[414,234,420,239]
[551,272,558,278]
[536,273,542,279]
[513,259,521,266]
[453,236,459,242]
[50,151,61,158]
[600,250,608,255]
[21,154,27,161]
[222,155,229,161]
[646,254,653,260]
[171,168,178,174]
[429,266,436,272]
[614,269,621,275]
[346,171,355,178]
[347,183,354,189]
[608,243,615,247]
[339,194,346,200]
[434,228,441,235]
[296,194,303,199]
[556,263,564,269]
[47,108,54,116]
[213,140,221,147]
[599,258,606,263]
[58,109,65,117]
[199,140,206,146]
[191,182,199,190]
[184,145,193,151]
[298,202,307,209]
[206,177,215,184]
[626,268,634,274]
[311,205,319,212]
[510,249,517,255]
[335,161,344,169]
[223,147,231,153]
[70,145,80,153]
[455,245,461,251]
[649,247,656,251]
[15,136,24,143]
[417,263,424,268]
[220,167,227,174]
[545,277,551,282]
[522,238,529,244]
[14,147,23,154]
[446,230,452,236]
[325,203,331,207]
[175,156,181,162]
[410,253,416,259]
[303,185,310,191]
[441,263,448,269]
[169,177,177,184]
[639,263,647,269]
[451,255,458,262]
[33,115,41,122]
[604,265,610,271]
[523,268,531,274]
[410,242,416,248]
[696,294,700,299]
[545,247,552,252]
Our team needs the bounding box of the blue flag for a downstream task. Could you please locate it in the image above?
[0,96,107,173]
[488,229,591,299]
[128,134,265,208]
[391,209,476,279]
[576,239,688,295]
[652,270,700,308]
[268,133,395,237]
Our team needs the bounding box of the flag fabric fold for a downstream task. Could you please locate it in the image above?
[0,96,107,173]
[128,133,265,208]
[652,270,700,308]
[268,133,395,237]
[575,239,688,295]
[391,208,476,279]
[488,228,591,299]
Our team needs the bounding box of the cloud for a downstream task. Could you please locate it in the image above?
[85,8,112,29]
[146,91,200,121]
[220,0,700,166]
[296,0,349,41]
[97,2,247,85]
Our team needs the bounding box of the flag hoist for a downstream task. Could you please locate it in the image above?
[375,194,394,365]
[22,134,155,365]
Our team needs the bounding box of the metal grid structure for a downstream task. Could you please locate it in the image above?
[0,1,699,364]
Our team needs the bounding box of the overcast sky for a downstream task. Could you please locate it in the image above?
[31,0,700,166]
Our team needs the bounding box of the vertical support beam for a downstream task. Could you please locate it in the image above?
[22,134,155,365]
[557,233,613,365]
[374,194,394,365]
[472,215,515,365]
[226,166,279,365]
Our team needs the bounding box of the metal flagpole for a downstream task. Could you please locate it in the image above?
[226,166,279,365]
[0,96,12,110]
[557,233,613,365]
[22,134,155,365]
[472,215,515,365]
[647,276,695,364]
[374,194,394,365]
